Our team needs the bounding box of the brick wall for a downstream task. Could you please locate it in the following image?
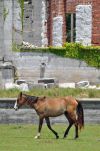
[92,0,100,45]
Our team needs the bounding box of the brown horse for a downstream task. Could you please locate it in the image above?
[14,92,84,139]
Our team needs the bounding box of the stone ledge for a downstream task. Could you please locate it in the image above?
[0,98,100,102]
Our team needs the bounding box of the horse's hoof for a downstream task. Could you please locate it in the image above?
[34,136,40,139]
[63,136,66,139]
[74,136,78,140]
[63,134,67,139]
[56,135,59,139]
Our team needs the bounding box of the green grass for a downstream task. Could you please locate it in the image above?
[0,124,100,151]
[0,87,100,98]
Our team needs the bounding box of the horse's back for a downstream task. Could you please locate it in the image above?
[45,96,78,108]
[65,96,78,105]
[45,97,66,107]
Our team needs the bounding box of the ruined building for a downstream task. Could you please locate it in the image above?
[0,0,100,54]
[0,0,100,87]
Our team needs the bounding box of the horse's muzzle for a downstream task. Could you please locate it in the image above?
[14,107,18,111]
[14,102,18,111]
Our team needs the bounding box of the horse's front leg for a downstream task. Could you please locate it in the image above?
[45,117,59,139]
[34,117,44,139]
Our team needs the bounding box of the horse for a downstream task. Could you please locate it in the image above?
[14,92,84,139]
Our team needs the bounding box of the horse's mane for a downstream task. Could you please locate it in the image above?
[24,94,38,103]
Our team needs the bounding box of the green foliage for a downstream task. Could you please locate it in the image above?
[3,7,9,22]
[12,42,21,52]
[12,42,100,68]
[18,0,24,31]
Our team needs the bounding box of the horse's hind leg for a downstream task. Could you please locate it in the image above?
[64,111,79,139]
[74,122,78,139]
[34,117,44,139]
[45,117,59,139]
[63,122,73,138]
[63,112,73,138]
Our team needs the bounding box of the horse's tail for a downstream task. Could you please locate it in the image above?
[77,101,84,130]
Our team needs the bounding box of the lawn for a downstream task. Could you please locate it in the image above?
[0,124,100,151]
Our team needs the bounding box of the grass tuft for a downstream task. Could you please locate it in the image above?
[0,87,100,98]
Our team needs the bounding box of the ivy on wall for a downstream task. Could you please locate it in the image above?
[12,42,100,68]
[18,0,24,31]
[64,43,100,68]
[3,7,9,22]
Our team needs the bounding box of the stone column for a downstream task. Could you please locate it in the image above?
[32,0,43,46]
[76,5,92,46]
[48,0,66,46]
[0,1,4,88]
[3,0,13,56]
[92,0,100,45]
[23,1,34,44]
[12,0,22,45]
[41,0,48,47]
[0,0,4,58]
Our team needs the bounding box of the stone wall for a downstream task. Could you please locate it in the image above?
[0,99,100,124]
[9,52,100,84]
[1,108,100,124]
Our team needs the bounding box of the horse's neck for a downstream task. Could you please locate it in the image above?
[26,95,38,108]
[26,95,46,112]
[31,99,45,113]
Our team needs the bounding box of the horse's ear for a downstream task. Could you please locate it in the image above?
[19,92,22,98]
[41,96,46,100]
[43,96,46,99]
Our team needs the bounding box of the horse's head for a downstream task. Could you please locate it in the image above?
[14,92,26,111]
